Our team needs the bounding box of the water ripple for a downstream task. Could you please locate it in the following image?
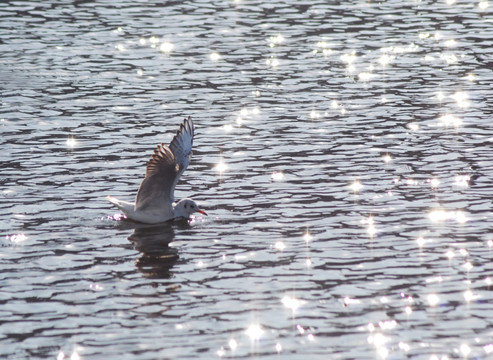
[1,0,493,359]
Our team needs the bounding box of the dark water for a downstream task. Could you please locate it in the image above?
[2,1,493,359]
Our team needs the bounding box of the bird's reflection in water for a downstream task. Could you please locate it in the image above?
[127,224,178,279]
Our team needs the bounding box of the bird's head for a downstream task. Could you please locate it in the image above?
[174,198,207,219]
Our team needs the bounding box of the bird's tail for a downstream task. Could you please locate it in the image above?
[106,195,135,215]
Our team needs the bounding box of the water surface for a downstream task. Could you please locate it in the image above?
[1,1,493,359]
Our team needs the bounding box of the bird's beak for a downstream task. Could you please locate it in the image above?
[198,209,208,216]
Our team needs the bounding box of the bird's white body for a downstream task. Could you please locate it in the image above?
[106,196,203,223]
[107,117,207,224]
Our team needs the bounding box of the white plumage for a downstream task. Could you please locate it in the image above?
[107,117,207,224]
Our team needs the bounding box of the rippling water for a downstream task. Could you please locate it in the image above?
[2,0,493,359]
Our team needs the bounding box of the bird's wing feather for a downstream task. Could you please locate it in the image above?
[168,116,194,202]
[134,117,194,215]
[134,144,177,217]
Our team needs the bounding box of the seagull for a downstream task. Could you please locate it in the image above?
[107,116,207,224]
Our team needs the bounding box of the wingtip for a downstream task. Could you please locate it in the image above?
[177,116,194,139]
[184,115,193,130]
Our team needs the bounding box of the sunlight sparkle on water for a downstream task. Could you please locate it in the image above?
[271,171,284,181]
[240,107,249,116]
[364,216,377,238]
[149,36,159,46]
[427,294,440,307]
[382,154,392,163]
[460,344,471,357]
[463,290,480,303]
[429,209,467,223]
[266,57,279,68]
[209,52,221,61]
[378,54,393,66]
[444,39,457,48]
[479,1,489,10]
[281,295,306,312]
[303,231,312,243]
[215,161,227,173]
[7,233,27,243]
[310,109,321,119]
[222,124,233,132]
[454,175,470,187]
[367,333,389,359]
[379,320,397,330]
[66,137,76,148]
[245,324,264,341]
[340,51,357,64]
[451,91,470,108]
[274,241,286,251]
[426,276,443,284]
[350,180,363,193]
[160,42,174,53]
[441,52,458,64]
[268,34,285,47]
[358,72,376,81]
[462,261,473,271]
[315,41,333,56]
[216,347,225,357]
[228,339,237,351]
[399,342,411,352]
[459,248,469,257]
[429,178,440,188]
[408,122,419,131]
[343,296,361,306]
[89,283,103,291]
[108,212,125,221]
[275,343,282,353]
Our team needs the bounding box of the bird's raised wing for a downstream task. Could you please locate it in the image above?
[134,143,177,218]
[134,117,194,215]
[168,116,194,202]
